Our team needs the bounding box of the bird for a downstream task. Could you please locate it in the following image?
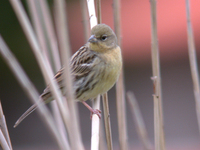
[14,24,122,128]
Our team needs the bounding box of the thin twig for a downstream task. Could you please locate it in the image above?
[185,0,200,133]
[150,0,165,149]
[0,101,12,150]
[54,1,84,150]
[0,36,69,150]
[113,0,128,149]
[102,93,113,150]
[126,91,152,150]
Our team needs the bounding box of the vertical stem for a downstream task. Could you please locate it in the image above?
[185,0,200,133]
[150,0,165,149]
[102,93,113,150]
[96,0,101,24]
[91,96,101,150]
[113,0,128,149]
[154,96,160,150]
[55,1,84,150]
[80,0,90,42]
[86,1,100,150]
[87,0,98,28]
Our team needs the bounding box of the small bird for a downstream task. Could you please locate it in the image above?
[14,24,122,128]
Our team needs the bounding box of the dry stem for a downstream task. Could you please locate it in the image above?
[127,91,152,150]
[27,0,68,144]
[102,93,113,150]
[185,0,200,133]
[9,1,71,137]
[0,101,12,150]
[150,0,165,149]
[0,129,10,150]
[86,1,101,149]
[54,0,84,149]
[80,0,90,41]
[0,35,69,149]
[113,0,128,149]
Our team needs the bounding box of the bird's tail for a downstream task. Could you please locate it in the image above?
[14,91,52,128]
[13,102,38,128]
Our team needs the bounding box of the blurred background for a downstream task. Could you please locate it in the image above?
[1,0,200,149]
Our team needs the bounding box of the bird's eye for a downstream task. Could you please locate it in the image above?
[101,35,107,41]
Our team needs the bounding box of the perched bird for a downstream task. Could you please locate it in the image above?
[14,24,122,128]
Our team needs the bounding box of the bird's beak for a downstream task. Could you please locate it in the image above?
[88,35,97,43]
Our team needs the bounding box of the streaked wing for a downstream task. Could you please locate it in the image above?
[43,45,98,99]
[70,46,97,77]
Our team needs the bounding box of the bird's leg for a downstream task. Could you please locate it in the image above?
[82,101,101,119]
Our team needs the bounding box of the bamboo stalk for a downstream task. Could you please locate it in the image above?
[127,91,152,150]
[54,1,84,150]
[0,36,69,150]
[185,0,200,133]
[149,0,165,149]
[0,101,12,150]
[113,0,128,149]
[102,93,113,150]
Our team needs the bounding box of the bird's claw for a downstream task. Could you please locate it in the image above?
[90,109,101,119]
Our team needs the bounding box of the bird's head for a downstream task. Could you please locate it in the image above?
[88,24,117,52]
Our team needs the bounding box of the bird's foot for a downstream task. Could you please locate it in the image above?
[90,109,101,119]
[82,101,101,119]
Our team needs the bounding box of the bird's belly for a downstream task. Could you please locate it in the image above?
[78,66,119,101]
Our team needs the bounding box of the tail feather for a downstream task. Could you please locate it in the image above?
[14,91,52,128]
[14,103,38,128]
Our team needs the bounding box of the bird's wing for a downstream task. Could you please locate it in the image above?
[70,46,97,77]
